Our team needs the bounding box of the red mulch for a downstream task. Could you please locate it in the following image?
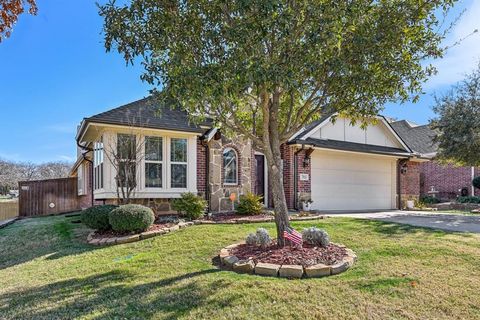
[91,222,174,239]
[231,242,347,267]
[201,213,274,222]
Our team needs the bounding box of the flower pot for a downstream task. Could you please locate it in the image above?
[302,202,311,211]
[406,200,415,209]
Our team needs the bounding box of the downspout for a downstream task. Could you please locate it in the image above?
[472,166,475,197]
[77,141,94,207]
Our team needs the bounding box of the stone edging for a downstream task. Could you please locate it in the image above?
[218,242,357,279]
[86,221,194,246]
[194,215,326,225]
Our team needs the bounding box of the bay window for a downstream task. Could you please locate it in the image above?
[117,134,137,190]
[93,140,104,190]
[170,138,187,188]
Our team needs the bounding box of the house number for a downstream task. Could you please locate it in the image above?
[300,174,309,181]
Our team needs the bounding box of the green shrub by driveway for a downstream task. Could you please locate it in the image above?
[81,205,117,230]
[109,204,154,232]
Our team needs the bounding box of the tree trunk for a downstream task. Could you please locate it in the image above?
[267,152,290,247]
[264,88,290,247]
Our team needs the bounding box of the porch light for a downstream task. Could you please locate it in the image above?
[400,163,408,174]
[303,156,310,167]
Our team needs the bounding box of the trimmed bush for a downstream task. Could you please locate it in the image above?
[245,233,258,245]
[255,228,271,249]
[457,196,480,204]
[236,193,263,215]
[473,176,480,190]
[172,192,207,220]
[109,204,155,232]
[420,195,440,205]
[81,205,117,230]
[302,227,330,247]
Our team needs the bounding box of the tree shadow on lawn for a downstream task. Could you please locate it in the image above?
[0,215,100,270]
[0,268,227,319]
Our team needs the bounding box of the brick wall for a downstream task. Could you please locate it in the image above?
[78,161,93,209]
[420,162,480,200]
[281,145,312,209]
[196,139,207,195]
[400,160,420,204]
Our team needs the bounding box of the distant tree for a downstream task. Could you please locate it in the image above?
[100,0,456,245]
[431,64,480,166]
[0,0,37,42]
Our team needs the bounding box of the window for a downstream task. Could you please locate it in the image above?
[117,134,137,189]
[223,148,238,184]
[170,138,187,188]
[145,136,163,188]
[93,140,104,190]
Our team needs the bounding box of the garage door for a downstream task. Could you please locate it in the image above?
[310,151,396,211]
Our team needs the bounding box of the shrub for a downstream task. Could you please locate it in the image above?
[302,227,330,247]
[245,233,258,245]
[473,176,480,189]
[419,195,440,205]
[255,228,271,248]
[457,196,480,204]
[172,192,207,220]
[236,192,263,215]
[81,205,117,230]
[108,204,155,232]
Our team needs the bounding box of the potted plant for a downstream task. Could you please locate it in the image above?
[301,199,313,211]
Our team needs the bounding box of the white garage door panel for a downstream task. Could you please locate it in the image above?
[311,151,396,211]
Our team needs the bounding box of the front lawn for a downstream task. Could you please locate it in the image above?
[1,215,479,319]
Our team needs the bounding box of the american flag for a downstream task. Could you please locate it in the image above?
[283,227,303,246]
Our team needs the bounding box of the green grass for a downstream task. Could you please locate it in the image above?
[1,215,480,319]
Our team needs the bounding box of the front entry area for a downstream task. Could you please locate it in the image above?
[310,150,397,211]
[254,154,268,206]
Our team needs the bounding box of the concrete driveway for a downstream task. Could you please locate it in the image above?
[327,210,480,233]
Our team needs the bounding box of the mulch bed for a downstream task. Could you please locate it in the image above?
[231,242,347,267]
[91,222,175,239]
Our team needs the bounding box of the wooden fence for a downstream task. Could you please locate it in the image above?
[0,201,19,220]
[19,178,80,217]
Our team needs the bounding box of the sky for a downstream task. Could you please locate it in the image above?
[0,0,479,164]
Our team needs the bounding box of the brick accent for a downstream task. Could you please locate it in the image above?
[78,161,93,209]
[399,160,420,206]
[420,161,480,200]
[196,139,207,195]
[280,145,312,209]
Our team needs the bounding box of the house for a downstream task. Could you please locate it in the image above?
[71,97,433,214]
[390,120,480,200]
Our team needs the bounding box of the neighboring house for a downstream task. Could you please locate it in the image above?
[71,97,432,214]
[390,120,480,200]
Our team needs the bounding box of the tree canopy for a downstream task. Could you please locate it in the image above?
[0,0,37,42]
[99,0,456,245]
[432,64,480,166]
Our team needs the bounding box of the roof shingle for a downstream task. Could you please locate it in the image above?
[390,120,437,154]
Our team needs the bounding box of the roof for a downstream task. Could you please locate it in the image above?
[78,97,211,140]
[292,111,336,140]
[288,137,412,157]
[390,120,438,154]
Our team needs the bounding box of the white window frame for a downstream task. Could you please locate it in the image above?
[223,147,239,185]
[144,136,164,189]
[77,163,85,196]
[169,137,188,190]
[93,139,104,190]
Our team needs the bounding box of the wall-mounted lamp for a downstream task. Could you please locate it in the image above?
[400,162,408,174]
[303,148,315,167]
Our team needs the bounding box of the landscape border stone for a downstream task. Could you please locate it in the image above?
[86,222,193,246]
[217,242,356,279]
[194,214,326,225]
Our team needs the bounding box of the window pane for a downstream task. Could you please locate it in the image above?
[145,137,163,161]
[117,134,136,160]
[117,162,136,189]
[171,138,187,162]
[146,163,162,188]
[171,164,187,188]
[223,149,237,184]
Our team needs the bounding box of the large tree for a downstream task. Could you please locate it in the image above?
[99,0,455,245]
[431,64,480,166]
[0,0,37,42]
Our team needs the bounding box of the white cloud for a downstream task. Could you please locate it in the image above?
[425,0,480,89]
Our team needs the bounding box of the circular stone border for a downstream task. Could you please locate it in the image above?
[86,221,194,246]
[218,242,357,279]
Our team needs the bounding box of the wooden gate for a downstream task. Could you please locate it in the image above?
[19,178,80,217]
